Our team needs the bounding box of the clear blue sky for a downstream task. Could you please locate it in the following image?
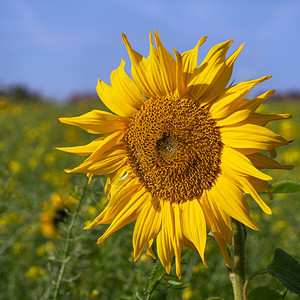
[1,0,299,101]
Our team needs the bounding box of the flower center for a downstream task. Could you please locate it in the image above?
[124,97,222,202]
[157,133,179,160]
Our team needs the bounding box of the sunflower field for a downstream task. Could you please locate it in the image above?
[0,97,299,300]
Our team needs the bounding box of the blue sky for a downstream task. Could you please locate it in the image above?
[1,0,299,101]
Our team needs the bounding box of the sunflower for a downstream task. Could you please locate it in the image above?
[39,192,75,239]
[58,30,293,278]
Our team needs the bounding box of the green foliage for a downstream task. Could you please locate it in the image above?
[0,100,299,299]
[269,181,300,194]
[146,260,166,294]
[248,286,283,300]
[265,248,300,294]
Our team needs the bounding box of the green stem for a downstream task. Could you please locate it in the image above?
[229,219,247,300]
[243,270,267,300]
[53,179,88,300]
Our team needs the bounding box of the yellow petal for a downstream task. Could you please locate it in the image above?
[182,235,207,267]
[59,110,128,134]
[221,123,289,151]
[154,30,177,95]
[67,148,126,175]
[146,32,165,97]
[156,201,175,274]
[110,59,145,106]
[239,177,272,214]
[181,199,206,263]
[188,40,233,101]
[213,234,232,268]
[85,130,124,162]
[96,186,148,244]
[208,173,259,230]
[122,33,155,98]
[173,48,187,98]
[240,113,292,127]
[173,203,184,279]
[221,146,272,181]
[133,197,161,261]
[210,76,271,120]
[96,59,144,117]
[105,166,129,198]
[86,178,140,228]
[201,191,232,244]
[146,239,156,259]
[181,36,207,83]
[247,153,294,170]
[216,90,275,127]
[56,137,104,156]
[201,43,244,104]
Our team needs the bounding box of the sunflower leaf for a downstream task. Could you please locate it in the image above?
[247,286,282,300]
[146,260,166,293]
[167,280,183,286]
[269,181,300,193]
[265,248,300,294]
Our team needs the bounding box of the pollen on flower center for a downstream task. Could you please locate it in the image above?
[157,133,179,160]
[124,97,223,202]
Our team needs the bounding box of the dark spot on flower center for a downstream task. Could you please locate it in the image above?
[157,133,179,160]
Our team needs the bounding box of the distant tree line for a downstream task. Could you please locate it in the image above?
[0,84,43,103]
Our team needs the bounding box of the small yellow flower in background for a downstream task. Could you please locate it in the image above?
[275,220,289,231]
[0,212,20,227]
[140,253,151,263]
[9,160,21,173]
[39,192,75,239]
[36,241,55,256]
[86,205,97,217]
[28,157,39,169]
[13,242,22,255]
[279,120,297,141]
[58,30,293,278]
[91,289,100,297]
[25,266,46,279]
[192,263,204,274]
[281,148,300,164]
[182,286,192,300]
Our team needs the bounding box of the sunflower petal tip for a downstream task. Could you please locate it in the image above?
[83,224,92,230]
[96,238,103,244]
[203,258,208,269]
[58,117,68,124]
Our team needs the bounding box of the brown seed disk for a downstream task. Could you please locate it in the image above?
[124,97,222,202]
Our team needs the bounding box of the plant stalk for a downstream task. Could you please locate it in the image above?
[229,219,247,300]
[53,179,88,300]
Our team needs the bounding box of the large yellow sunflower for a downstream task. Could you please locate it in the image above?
[58,30,293,278]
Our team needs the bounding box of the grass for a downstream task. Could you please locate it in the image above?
[0,98,299,299]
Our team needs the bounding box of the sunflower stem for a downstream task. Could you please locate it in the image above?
[230,219,246,300]
[52,178,88,300]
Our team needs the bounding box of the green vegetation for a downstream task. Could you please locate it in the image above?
[0,99,299,299]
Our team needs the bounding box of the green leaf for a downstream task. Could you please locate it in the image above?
[146,260,166,293]
[167,280,183,286]
[206,297,224,300]
[265,248,300,294]
[146,247,191,294]
[269,181,300,193]
[248,286,282,300]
